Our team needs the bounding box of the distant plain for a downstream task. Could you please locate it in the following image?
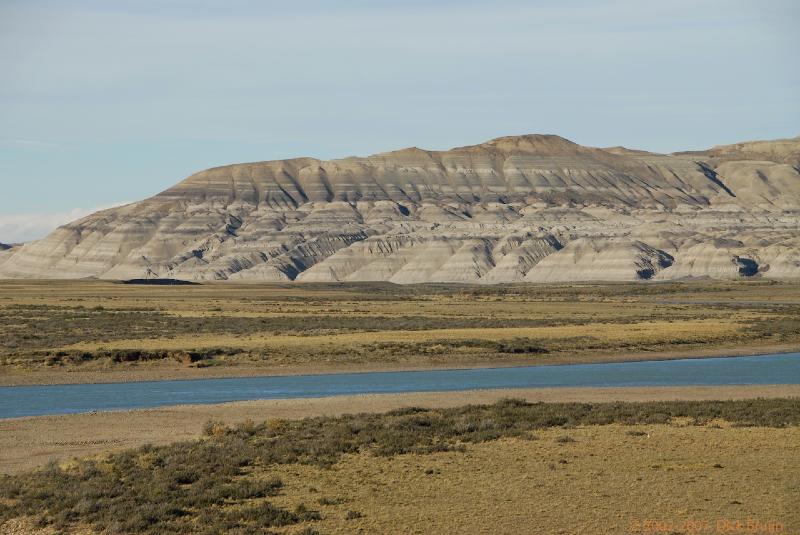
[1,280,799,533]
[1,279,799,386]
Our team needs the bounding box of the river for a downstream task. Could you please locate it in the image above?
[1,353,798,418]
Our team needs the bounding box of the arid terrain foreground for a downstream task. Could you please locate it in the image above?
[0,280,799,534]
[1,397,798,534]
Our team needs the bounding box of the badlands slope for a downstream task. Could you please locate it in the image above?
[1,134,799,283]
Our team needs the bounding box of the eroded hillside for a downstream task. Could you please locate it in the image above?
[1,134,798,282]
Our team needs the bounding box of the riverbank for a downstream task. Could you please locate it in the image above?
[3,384,798,475]
[2,394,799,535]
[3,341,799,387]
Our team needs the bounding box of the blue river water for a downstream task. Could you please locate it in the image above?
[1,353,798,418]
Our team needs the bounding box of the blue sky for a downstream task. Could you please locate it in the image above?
[1,0,798,242]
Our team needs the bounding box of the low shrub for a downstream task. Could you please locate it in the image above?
[1,397,798,533]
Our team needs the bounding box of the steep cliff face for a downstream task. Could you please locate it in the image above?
[2,134,799,282]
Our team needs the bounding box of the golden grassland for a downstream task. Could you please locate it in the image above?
[267,424,799,535]
[1,398,798,535]
[2,281,798,534]
[62,319,743,352]
[0,280,798,379]
[5,385,800,476]
[1,279,799,385]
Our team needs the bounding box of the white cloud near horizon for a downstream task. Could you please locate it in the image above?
[0,202,129,244]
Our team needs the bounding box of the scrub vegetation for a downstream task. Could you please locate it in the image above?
[1,280,799,382]
[1,398,798,534]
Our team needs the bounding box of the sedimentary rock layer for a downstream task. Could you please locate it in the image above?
[2,134,798,282]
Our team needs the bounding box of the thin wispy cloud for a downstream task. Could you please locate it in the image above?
[0,202,129,244]
[0,138,58,149]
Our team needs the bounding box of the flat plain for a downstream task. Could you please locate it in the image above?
[1,280,799,534]
[1,398,798,534]
[1,279,799,385]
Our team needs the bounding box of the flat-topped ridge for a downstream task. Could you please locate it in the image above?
[2,134,798,283]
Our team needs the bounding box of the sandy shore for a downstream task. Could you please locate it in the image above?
[2,342,798,386]
[2,384,798,475]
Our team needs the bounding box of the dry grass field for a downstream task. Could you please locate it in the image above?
[5,386,799,476]
[1,279,799,385]
[1,281,799,534]
[1,398,798,535]
[270,424,799,535]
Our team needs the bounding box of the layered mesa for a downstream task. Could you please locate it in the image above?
[1,134,799,282]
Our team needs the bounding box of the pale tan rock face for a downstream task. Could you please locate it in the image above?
[0,243,16,267]
[713,161,800,209]
[2,134,799,283]
[480,234,562,283]
[703,136,800,167]
[525,238,674,282]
